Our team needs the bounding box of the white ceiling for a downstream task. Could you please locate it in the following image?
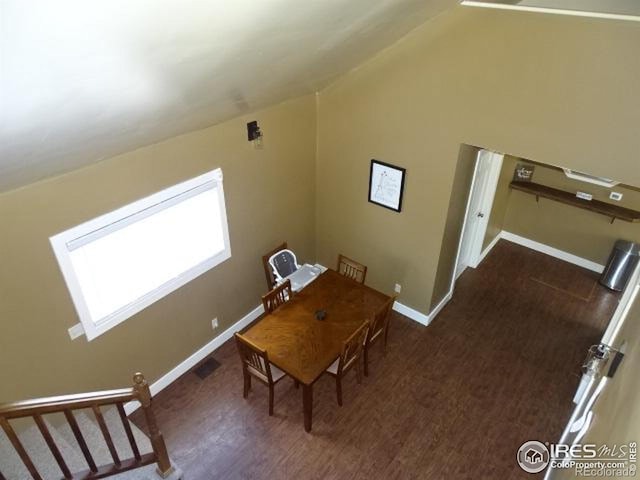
[0,0,456,193]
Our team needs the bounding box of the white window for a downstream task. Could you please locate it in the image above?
[50,168,231,340]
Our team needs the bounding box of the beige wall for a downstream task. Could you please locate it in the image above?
[4,4,640,404]
[483,155,518,250]
[502,161,640,265]
[0,95,317,401]
[316,6,640,313]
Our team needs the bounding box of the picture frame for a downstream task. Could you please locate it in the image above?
[368,159,406,212]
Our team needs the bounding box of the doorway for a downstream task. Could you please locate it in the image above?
[455,149,504,279]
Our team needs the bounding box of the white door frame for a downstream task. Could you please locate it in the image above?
[455,149,504,278]
[429,148,504,321]
[548,263,640,480]
[601,261,640,347]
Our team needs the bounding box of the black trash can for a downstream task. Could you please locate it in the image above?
[600,240,640,291]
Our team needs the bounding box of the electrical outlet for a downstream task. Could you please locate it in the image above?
[576,191,593,201]
[610,192,623,201]
[211,318,219,330]
[68,323,85,340]
[394,283,402,294]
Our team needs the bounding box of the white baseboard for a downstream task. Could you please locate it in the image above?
[393,301,431,326]
[500,231,605,273]
[128,298,433,414]
[478,233,502,265]
[403,230,605,332]
[429,292,452,322]
[393,293,453,326]
[125,295,436,414]
[124,304,264,415]
[393,230,604,329]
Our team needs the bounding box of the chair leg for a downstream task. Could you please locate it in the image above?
[335,376,343,407]
[356,360,362,384]
[268,384,275,416]
[243,371,251,398]
[363,346,369,377]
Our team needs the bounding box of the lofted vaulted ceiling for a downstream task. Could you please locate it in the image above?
[0,0,457,193]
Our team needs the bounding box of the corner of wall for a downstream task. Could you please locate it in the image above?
[313,91,321,261]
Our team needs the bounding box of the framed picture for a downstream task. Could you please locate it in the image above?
[368,159,406,212]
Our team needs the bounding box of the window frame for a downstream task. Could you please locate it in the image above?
[50,168,231,341]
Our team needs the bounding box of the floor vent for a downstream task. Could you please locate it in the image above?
[193,357,221,380]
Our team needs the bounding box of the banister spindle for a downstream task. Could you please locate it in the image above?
[116,403,141,461]
[92,405,121,466]
[33,414,72,479]
[0,416,43,480]
[132,373,174,477]
[63,409,98,473]
[0,373,168,479]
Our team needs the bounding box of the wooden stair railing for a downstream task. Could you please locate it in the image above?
[0,373,174,480]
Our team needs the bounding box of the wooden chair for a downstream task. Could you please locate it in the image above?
[363,297,395,377]
[234,333,287,416]
[262,279,293,314]
[262,241,287,290]
[337,254,368,284]
[324,321,370,406]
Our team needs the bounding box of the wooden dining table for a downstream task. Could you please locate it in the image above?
[243,268,391,432]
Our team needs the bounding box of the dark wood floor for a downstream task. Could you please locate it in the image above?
[131,240,620,479]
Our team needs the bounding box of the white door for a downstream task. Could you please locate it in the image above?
[456,149,504,278]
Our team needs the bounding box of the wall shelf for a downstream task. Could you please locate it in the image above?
[509,181,640,224]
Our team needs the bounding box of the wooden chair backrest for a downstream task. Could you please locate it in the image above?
[337,254,368,284]
[337,321,369,375]
[262,280,293,314]
[262,241,288,289]
[367,296,394,345]
[235,333,274,384]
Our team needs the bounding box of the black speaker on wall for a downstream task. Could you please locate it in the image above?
[247,120,262,141]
